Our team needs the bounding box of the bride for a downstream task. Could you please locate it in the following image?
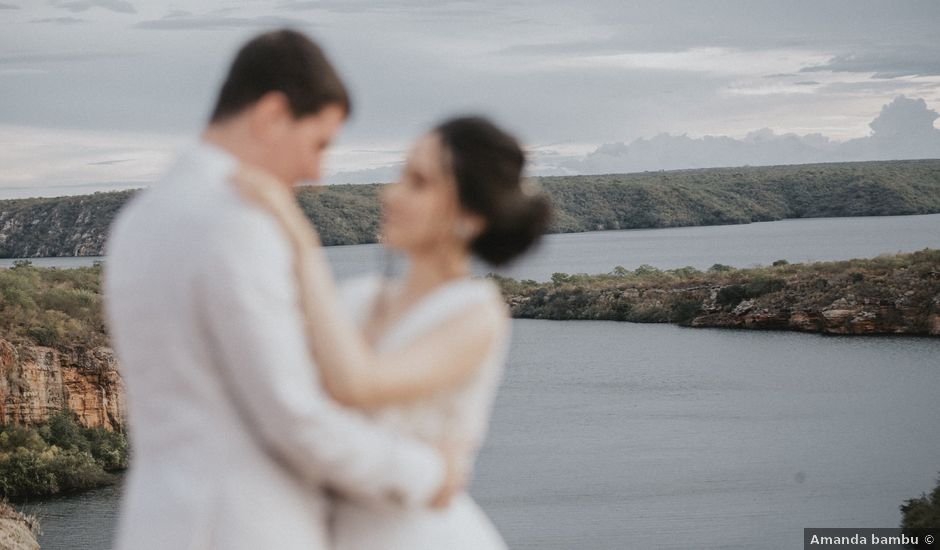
[232,116,551,549]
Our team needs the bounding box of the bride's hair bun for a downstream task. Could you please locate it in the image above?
[435,116,552,266]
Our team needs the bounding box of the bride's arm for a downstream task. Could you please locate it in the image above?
[232,166,508,410]
[297,252,507,409]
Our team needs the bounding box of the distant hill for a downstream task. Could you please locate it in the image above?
[1,159,939,258]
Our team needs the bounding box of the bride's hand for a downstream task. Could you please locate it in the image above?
[231,164,322,248]
[231,165,298,218]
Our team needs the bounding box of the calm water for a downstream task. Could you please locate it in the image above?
[17,324,940,550]
[11,214,940,549]
[17,480,124,549]
[491,213,940,281]
[475,322,940,549]
[3,213,939,281]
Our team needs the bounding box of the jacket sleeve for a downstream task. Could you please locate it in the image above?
[196,200,444,507]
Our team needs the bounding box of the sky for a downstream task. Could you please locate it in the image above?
[1,0,939,198]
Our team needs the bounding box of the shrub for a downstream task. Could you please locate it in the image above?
[716,284,747,307]
[0,265,106,348]
[744,276,786,298]
[0,412,127,499]
[0,446,111,499]
[669,297,703,325]
[900,474,940,530]
[633,264,661,277]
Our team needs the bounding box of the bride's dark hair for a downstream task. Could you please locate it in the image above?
[434,116,552,266]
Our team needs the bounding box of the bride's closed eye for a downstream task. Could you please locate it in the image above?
[409,174,428,190]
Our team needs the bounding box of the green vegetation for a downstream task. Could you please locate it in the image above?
[0,411,128,500]
[491,249,940,335]
[900,474,940,530]
[0,190,131,258]
[296,184,382,246]
[0,262,106,348]
[2,249,939,352]
[542,159,940,233]
[2,159,939,258]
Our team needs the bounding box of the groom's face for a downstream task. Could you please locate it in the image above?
[260,100,346,184]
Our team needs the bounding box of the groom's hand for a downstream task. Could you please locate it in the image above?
[429,443,466,509]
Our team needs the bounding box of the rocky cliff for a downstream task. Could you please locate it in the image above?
[0,502,38,550]
[0,339,125,431]
[690,287,940,335]
[499,249,940,337]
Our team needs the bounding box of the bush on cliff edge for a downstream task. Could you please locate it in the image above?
[0,411,128,499]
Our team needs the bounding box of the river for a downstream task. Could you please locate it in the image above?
[3,213,939,281]
[11,214,940,549]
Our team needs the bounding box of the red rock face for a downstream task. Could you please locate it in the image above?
[0,339,125,431]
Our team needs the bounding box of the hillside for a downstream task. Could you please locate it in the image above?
[1,159,939,258]
[493,249,940,336]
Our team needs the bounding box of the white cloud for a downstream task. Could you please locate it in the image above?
[530,47,831,77]
[49,0,135,14]
[0,125,184,197]
[134,13,314,30]
[1,1,939,195]
[533,95,940,176]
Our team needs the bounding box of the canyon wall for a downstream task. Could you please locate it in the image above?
[0,339,125,431]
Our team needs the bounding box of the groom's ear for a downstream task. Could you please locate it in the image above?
[249,91,294,141]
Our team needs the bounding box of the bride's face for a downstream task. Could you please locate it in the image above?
[380,133,465,255]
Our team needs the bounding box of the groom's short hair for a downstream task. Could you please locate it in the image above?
[209,29,351,123]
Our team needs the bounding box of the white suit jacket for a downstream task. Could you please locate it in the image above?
[104,140,443,550]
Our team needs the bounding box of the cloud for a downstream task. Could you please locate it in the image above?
[817,77,940,95]
[505,46,831,82]
[134,13,313,30]
[277,0,497,17]
[869,96,939,138]
[3,0,939,197]
[49,0,135,14]
[86,158,135,166]
[318,96,940,183]
[29,17,85,24]
[0,124,183,197]
[0,52,123,65]
[532,96,940,175]
[0,3,19,9]
[0,68,47,76]
[802,48,940,79]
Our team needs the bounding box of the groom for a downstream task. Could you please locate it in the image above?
[104,29,460,550]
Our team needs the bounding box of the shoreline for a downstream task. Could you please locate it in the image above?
[493,249,940,337]
[2,158,939,258]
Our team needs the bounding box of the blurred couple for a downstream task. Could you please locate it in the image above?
[104,29,550,550]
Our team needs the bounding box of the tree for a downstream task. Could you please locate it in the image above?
[901,474,940,529]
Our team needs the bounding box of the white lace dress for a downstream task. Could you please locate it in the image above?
[331,274,509,550]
